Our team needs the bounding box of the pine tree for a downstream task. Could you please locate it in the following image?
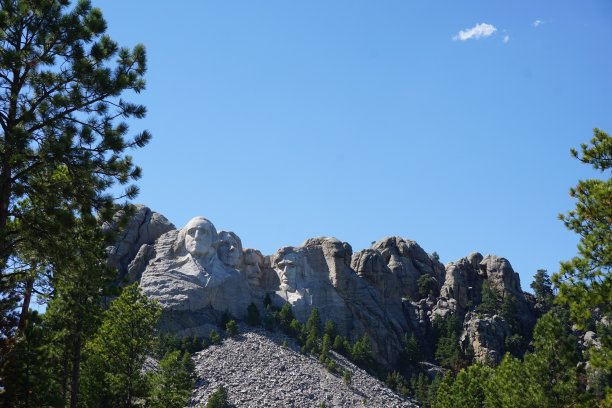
[148,351,195,408]
[435,364,494,408]
[206,385,229,408]
[417,274,438,298]
[553,129,611,371]
[523,309,581,407]
[225,320,238,337]
[306,308,322,337]
[351,334,376,374]
[530,269,554,312]
[81,283,161,408]
[483,354,546,408]
[246,302,260,326]
[0,0,150,346]
[1,217,115,408]
[477,279,501,315]
[323,320,336,338]
[0,311,62,408]
[277,302,294,331]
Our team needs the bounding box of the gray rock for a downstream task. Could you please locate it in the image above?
[440,252,484,313]
[370,237,445,300]
[190,326,418,407]
[272,237,410,364]
[139,217,252,334]
[460,311,512,364]
[106,204,175,279]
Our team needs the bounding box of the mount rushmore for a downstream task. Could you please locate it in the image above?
[107,205,537,367]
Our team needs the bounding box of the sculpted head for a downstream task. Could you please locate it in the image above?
[177,216,218,260]
[217,231,243,268]
[274,248,302,292]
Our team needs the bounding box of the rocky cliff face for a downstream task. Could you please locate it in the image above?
[114,206,537,367]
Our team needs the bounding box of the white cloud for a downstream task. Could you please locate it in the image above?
[533,19,543,27]
[503,35,510,44]
[453,23,497,41]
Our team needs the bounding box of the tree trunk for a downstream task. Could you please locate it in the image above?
[0,164,11,272]
[17,276,33,336]
[69,318,83,408]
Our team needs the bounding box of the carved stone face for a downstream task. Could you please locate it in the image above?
[276,252,301,292]
[184,217,216,259]
[218,231,242,268]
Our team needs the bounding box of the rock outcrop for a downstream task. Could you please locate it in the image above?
[460,312,512,364]
[105,204,175,279]
[369,237,445,300]
[111,206,538,368]
[271,237,409,363]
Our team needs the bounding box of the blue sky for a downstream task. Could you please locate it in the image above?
[97,0,611,289]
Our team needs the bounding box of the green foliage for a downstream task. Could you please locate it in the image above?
[433,308,600,406]
[435,364,494,408]
[500,294,519,331]
[351,334,377,374]
[411,373,438,408]
[182,335,203,354]
[0,0,150,355]
[400,333,421,364]
[206,385,229,408]
[148,351,195,408]
[433,314,468,371]
[477,279,501,315]
[81,283,161,408]
[385,371,410,396]
[209,330,221,345]
[321,334,332,360]
[225,320,238,337]
[246,302,261,326]
[277,302,294,331]
[523,309,581,406]
[306,308,322,337]
[0,311,62,408]
[325,358,337,373]
[5,221,116,407]
[417,274,438,298]
[504,333,525,359]
[432,251,440,262]
[304,332,319,355]
[332,334,350,356]
[289,318,303,339]
[530,269,554,312]
[324,320,336,339]
[554,129,611,371]
[483,354,546,408]
[342,369,352,386]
